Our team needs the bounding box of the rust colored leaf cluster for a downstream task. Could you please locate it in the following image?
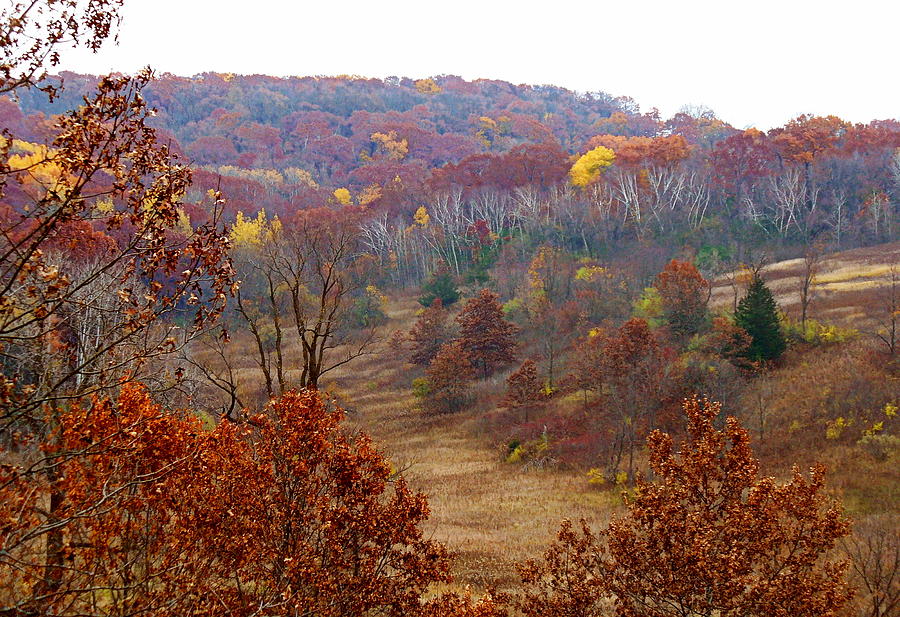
[654,259,711,337]
[455,289,519,378]
[0,386,451,615]
[515,398,853,617]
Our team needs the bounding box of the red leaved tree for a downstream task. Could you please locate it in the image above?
[424,341,475,414]
[600,318,677,484]
[1,386,451,615]
[502,358,545,421]
[456,289,519,378]
[169,389,451,615]
[654,259,711,338]
[408,298,452,365]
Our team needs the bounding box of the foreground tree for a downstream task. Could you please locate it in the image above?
[517,397,852,617]
[605,397,851,617]
[1,0,123,97]
[734,275,787,362]
[0,3,234,604]
[456,289,519,378]
[0,386,451,615]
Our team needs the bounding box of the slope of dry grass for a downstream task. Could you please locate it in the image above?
[711,241,900,327]
[326,297,618,590]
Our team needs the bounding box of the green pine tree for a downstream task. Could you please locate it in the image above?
[419,265,460,307]
[734,275,787,362]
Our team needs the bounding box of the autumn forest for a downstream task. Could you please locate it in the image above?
[0,2,898,616]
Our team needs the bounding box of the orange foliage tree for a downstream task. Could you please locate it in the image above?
[0,386,451,615]
[654,259,711,337]
[408,298,452,365]
[424,340,475,413]
[517,397,852,617]
[456,289,519,378]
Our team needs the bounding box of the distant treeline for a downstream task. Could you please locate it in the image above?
[5,72,899,268]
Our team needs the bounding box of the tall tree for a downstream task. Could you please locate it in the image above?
[654,259,711,337]
[734,275,787,362]
[600,318,675,484]
[0,5,234,602]
[455,289,519,378]
[408,298,451,366]
[231,208,377,393]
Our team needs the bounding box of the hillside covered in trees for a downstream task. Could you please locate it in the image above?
[1,2,898,616]
[7,70,899,254]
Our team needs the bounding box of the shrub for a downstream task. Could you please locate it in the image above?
[419,265,460,307]
[782,316,859,345]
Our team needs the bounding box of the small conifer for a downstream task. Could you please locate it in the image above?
[419,264,460,307]
[734,275,786,362]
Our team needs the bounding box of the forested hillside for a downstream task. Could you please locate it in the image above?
[7,70,899,257]
[1,2,897,616]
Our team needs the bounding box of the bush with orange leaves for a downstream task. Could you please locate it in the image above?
[0,385,450,615]
[516,397,852,617]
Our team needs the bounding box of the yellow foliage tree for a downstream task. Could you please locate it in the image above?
[414,78,442,94]
[333,187,353,205]
[475,116,504,148]
[569,146,616,187]
[176,208,193,236]
[229,209,280,248]
[213,165,284,187]
[358,184,382,206]
[284,167,318,188]
[7,140,73,199]
[414,206,430,227]
[371,131,408,161]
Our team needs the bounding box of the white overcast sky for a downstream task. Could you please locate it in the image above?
[58,0,899,130]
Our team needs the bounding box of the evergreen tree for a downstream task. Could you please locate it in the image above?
[734,275,786,362]
[419,265,460,307]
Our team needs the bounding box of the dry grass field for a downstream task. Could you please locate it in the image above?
[331,242,898,590]
[711,241,900,328]
[326,298,621,591]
